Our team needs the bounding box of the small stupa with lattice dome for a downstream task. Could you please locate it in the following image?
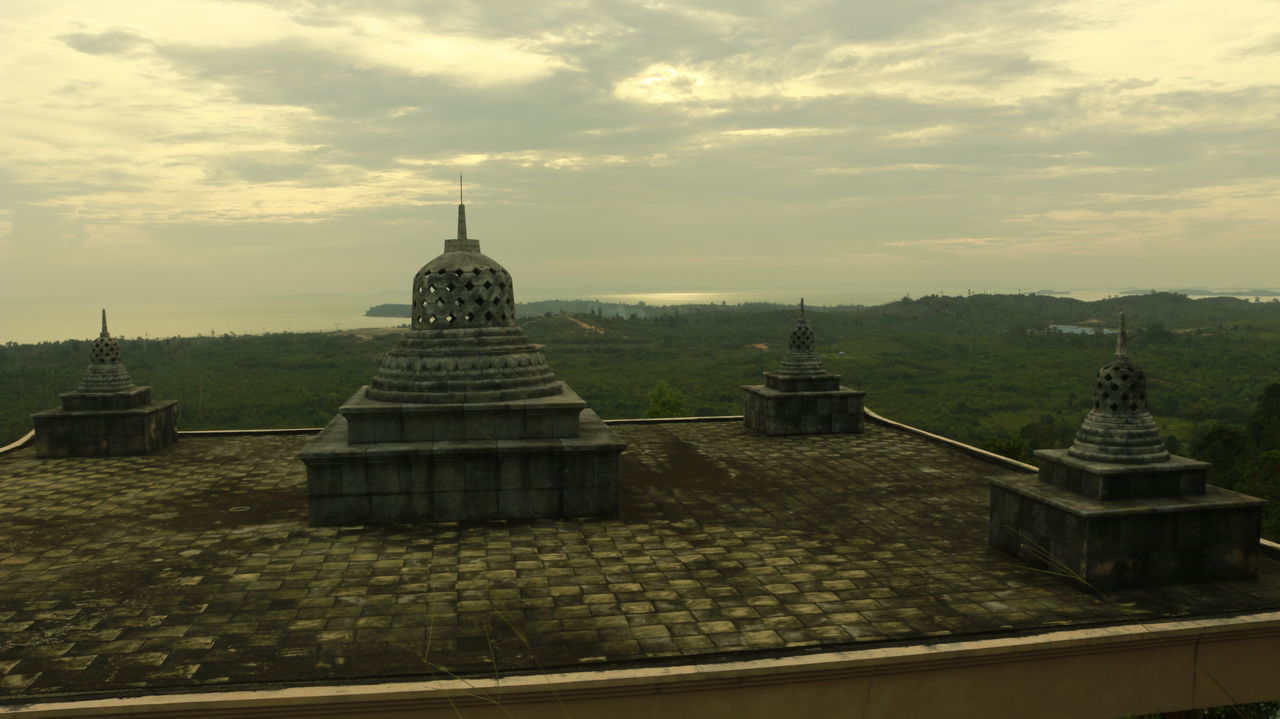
[299,192,624,525]
[990,312,1263,590]
[1066,313,1170,464]
[741,300,865,435]
[31,310,178,457]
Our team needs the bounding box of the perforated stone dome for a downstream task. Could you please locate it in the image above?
[411,247,515,329]
[367,203,560,404]
[90,335,122,364]
[1067,313,1170,464]
[77,310,135,393]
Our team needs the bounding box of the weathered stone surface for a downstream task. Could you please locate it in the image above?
[990,473,1262,590]
[31,397,178,458]
[742,385,865,436]
[6,424,1280,701]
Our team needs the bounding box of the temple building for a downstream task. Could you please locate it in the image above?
[30,310,177,457]
[990,314,1264,589]
[2,252,1278,716]
[742,300,865,435]
[298,201,624,525]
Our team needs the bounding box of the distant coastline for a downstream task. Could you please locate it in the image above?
[365,289,1280,320]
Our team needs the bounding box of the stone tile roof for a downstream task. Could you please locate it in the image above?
[1,420,1278,703]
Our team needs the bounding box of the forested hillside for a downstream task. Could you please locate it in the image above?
[6,292,1280,537]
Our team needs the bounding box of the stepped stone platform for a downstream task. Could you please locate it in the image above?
[298,201,623,525]
[301,385,623,525]
[743,301,864,435]
[32,387,177,458]
[31,311,177,458]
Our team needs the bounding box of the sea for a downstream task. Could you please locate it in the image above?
[2,288,1272,345]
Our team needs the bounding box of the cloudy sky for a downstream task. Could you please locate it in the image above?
[2,0,1279,329]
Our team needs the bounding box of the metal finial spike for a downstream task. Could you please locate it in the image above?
[100,309,109,338]
[1116,312,1128,356]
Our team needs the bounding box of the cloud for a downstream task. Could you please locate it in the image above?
[2,0,1280,313]
[60,28,150,55]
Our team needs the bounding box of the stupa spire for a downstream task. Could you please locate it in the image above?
[100,308,109,338]
[1115,311,1128,357]
[457,174,467,240]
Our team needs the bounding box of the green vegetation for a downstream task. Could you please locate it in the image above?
[1190,384,1280,541]
[5,291,1280,538]
[643,380,688,418]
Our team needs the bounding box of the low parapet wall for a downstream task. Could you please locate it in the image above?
[6,609,1280,719]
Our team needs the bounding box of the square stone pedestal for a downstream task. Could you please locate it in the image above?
[742,384,865,435]
[31,386,178,457]
[299,385,625,525]
[989,451,1263,590]
[1034,449,1209,499]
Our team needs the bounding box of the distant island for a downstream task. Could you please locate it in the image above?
[1120,288,1280,297]
[366,303,414,317]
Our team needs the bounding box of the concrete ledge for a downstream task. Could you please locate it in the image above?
[6,610,1279,718]
[0,430,35,456]
[864,407,1038,473]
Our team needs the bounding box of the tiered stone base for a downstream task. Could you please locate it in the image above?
[300,385,624,525]
[32,387,177,457]
[989,452,1263,591]
[1035,449,1207,499]
[742,381,865,435]
[341,384,586,443]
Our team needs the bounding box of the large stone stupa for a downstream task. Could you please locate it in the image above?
[31,310,178,457]
[299,200,624,525]
[742,300,865,435]
[989,314,1263,590]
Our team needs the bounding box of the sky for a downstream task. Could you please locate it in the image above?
[2,0,1279,335]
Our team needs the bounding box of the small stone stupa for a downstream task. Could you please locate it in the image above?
[742,300,865,435]
[299,194,624,525]
[989,314,1263,590]
[31,310,178,457]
